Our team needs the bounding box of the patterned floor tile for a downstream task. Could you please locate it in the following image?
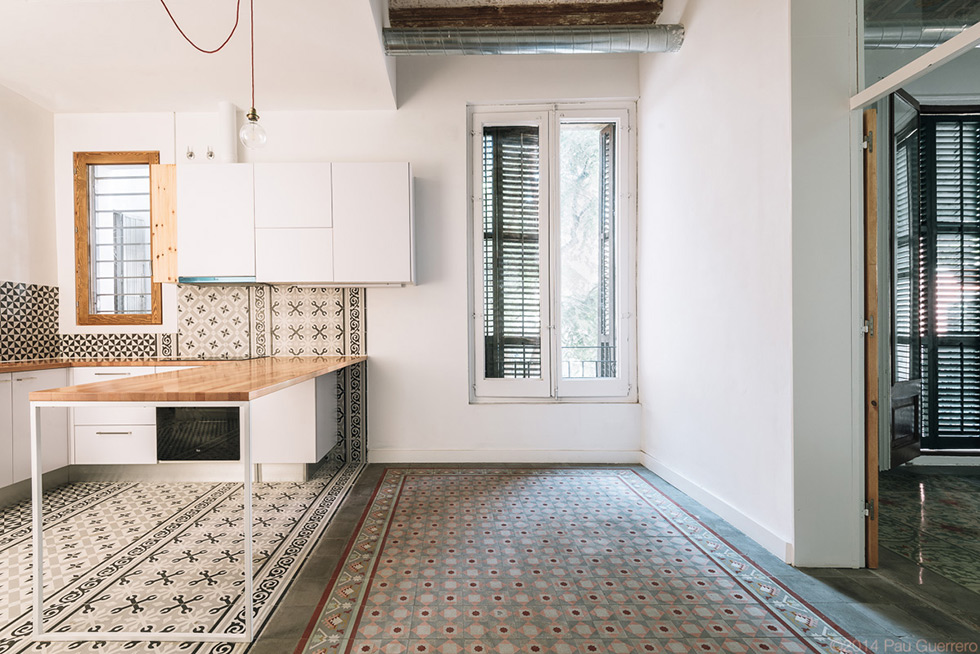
[0,457,361,653]
[879,467,980,594]
[298,469,870,654]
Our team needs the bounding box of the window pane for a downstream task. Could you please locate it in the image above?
[559,122,617,380]
[482,126,542,379]
[88,163,153,315]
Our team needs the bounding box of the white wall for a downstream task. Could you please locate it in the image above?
[53,113,178,333]
[0,84,56,286]
[237,55,643,462]
[790,0,863,568]
[635,1,795,560]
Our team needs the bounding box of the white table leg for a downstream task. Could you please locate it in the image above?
[30,402,43,639]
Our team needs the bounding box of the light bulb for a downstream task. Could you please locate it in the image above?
[240,108,267,149]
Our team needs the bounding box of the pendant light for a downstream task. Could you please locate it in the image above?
[239,0,266,149]
[159,0,266,149]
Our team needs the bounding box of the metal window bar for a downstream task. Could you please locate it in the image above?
[88,164,152,316]
[597,124,617,379]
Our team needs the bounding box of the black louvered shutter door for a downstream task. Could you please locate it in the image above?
[482,126,543,379]
[921,117,980,449]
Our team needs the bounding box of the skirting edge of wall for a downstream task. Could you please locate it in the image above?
[640,452,795,565]
[367,449,643,464]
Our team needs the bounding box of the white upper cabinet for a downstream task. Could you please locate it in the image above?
[254,163,334,283]
[176,163,255,279]
[175,162,413,285]
[254,163,332,228]
[256,228,334,283]
[332,162,415,285]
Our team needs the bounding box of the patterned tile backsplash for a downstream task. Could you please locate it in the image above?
[0,281,365,361]
[0,282,61,362]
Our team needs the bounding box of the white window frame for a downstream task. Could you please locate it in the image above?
[468,102,637,403]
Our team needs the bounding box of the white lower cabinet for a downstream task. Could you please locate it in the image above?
[10,369,69,484]
[251,373,337,464]
[71,366,159,465]
[73,425,157,465]
[0,374,12,487]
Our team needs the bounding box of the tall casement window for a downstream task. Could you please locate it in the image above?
[74,151,162,325]
[904,114,980,449]
[470,105,635,400]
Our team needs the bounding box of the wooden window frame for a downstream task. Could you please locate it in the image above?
[74,151,162,326]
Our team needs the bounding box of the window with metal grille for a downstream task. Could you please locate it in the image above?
[74,151,162,326]
[471,105,635,401]
[916,115,980,449]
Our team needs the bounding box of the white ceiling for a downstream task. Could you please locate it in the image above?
[0,0,397,113]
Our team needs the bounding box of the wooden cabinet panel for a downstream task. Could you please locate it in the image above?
[0,374,12,487]
[332,162,414,284]
[176,164,255,278]
[254,163,332,229]
[255,228,334,283]
[11,369,69,483]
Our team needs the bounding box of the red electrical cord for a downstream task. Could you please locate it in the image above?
[158,0,242,55]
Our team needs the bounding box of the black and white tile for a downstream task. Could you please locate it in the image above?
[269,286,346,356]
[0,280,368,464]
[0,282,60,362]
[176,285,252,359]
[60,333,158,359]
[0,451,363,653]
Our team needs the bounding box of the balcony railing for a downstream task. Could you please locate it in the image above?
[561,346,616,379]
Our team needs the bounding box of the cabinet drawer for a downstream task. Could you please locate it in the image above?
[74,406,156,426]
[73,425,157,465]
[72,367,157,386]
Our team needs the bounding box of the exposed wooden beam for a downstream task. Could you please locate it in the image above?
[389,1,662,28]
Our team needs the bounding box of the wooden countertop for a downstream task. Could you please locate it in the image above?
[0,358,207,374]
[29,356,366,403]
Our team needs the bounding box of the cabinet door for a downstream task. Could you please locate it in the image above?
[332,163,414,284]
[12,369,69,483]
[255,228,334,283]
[0,374,12,488]
[254,163,332,229]
[72,366,159,427]
[176,164,255,278]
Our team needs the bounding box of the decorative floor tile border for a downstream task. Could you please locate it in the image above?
[297,469,871,654]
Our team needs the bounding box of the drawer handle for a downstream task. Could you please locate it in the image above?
[94,372,131,376]
[15,376,37,382]
[0,379,9,384]
[95,431,134,435]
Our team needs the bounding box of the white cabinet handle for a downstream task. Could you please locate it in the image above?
[15,376,37,382]
[94,372,131,376]
[0,379,9,384]
[96,431,134,435]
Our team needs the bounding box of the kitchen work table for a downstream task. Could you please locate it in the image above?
[27,355,366,644]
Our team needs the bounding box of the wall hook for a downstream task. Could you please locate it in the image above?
[206,147,215,160]
[186,147,195,160]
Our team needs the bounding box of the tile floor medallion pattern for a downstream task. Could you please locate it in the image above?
[879,467,980,594]
[0,457,364,653]
[300,469,870,654]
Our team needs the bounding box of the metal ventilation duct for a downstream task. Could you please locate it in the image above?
[383,25,685,55]
[864,22,974,49]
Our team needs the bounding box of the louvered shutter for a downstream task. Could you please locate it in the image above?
[478,123,550,395]
[921,117,980,448]
[893,128,917,382]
